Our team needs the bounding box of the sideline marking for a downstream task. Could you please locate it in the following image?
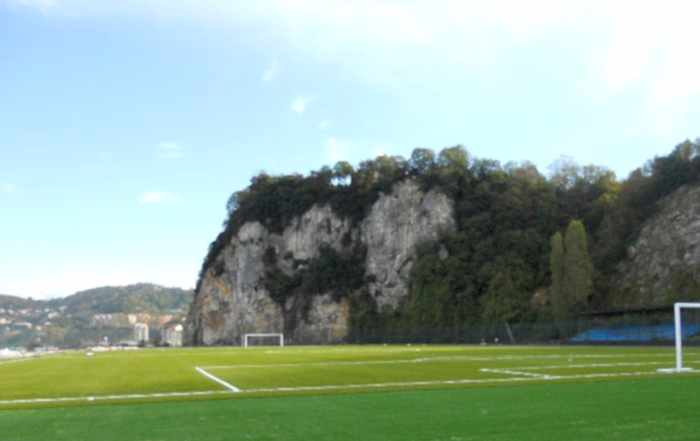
[0,390,230,406]
[0,358,37,366]
[195,366,240,393]
[201,353,697,370]
[1,367,699,406]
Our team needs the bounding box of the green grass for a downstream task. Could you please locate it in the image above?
[1,345,699,440]
[2,377,700,441]
[0,345,698,402]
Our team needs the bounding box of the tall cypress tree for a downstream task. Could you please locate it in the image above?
[564,220,593,308]
[549,231,567,324]
[549,220,593,336]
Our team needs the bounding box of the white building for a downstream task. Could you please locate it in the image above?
[134,323,149,343]
[163,324,183,347]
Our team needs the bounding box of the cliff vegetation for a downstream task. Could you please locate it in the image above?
[193,139,700,343]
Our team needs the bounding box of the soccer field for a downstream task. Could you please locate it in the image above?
[1,345,699,440]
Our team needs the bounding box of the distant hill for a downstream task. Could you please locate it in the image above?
[0,294,38,310]
[0,284,193,348]
[46,283,193,315]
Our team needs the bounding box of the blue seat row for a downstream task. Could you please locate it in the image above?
[570,324,700,342]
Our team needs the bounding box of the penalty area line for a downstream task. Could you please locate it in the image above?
[241,369,698,394]
[195,366,241,393]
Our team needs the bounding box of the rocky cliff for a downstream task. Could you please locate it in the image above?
[617,184,700,306]
[187,180,455,345]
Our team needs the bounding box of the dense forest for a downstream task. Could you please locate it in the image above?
[199,139,700,340]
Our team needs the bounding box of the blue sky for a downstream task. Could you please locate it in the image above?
[1,1,699,298]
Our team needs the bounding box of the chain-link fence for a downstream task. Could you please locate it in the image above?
[276,308,700,346]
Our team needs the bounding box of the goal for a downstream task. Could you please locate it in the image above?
[658,302,700,373]
[242,333,284,348]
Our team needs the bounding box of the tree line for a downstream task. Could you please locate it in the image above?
[199,139,700,338]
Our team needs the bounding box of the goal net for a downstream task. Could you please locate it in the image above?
[658,302,700,373]
[242,333,284,348]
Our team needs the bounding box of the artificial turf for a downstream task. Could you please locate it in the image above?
[1,345,695,404]
[1,376,699,441]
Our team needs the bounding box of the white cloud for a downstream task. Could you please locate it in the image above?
[8,0,57,14]
[156,142,184,159]
[261,61,279,82]
[1,183,16,194]
[12,1,700,135]
[291,96,311,113]
[8,2,573,79]
[139,191,176,204]
[582,1,700,135]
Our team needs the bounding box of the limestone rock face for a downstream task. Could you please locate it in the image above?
[617,185,700,305]
[191,222,283,346]
[187,180,455,345]
[363,180,456,309]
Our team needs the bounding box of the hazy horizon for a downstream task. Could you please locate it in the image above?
[0,281,194,300]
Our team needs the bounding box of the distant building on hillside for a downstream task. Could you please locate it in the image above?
[163,324,183,347]
[134,323,149,344]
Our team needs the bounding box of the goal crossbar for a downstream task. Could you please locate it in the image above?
[658,302,700,373]
[242,333,284,348]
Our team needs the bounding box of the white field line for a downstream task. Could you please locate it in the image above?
[480,368,555,379]
[0,351,66,365]
[201,353,696,370]
[240,369,699,394]
[513,361,690,370]
[0,357,38,366]
[480,361,697,379]
[0,371,650,405]
[2,364,699,406]
[195,366,240,393]
[0,390,230,406]
[204,359,445,369]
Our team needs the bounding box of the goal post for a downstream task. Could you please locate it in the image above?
[658,302,700,373]
[242,333,284,348]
